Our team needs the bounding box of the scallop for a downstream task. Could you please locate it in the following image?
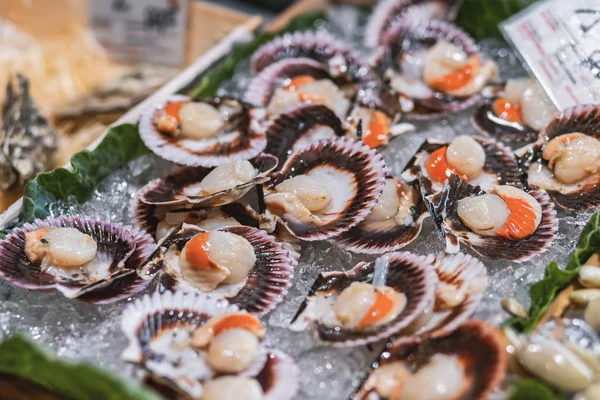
[275,175,332,212]
[192,312,265,348]
[423,40,470,83]
[494,185,543,233]
[542,133,600,184]
[202,377,263,400]
[502,78,530,105]
[179,102,224,139]
[179,231,256,291]
[363,178,402,222]
[365,362,409,398]
[521,82,559,131]
[198,161,257,196]
[446,135,486,179]
[207,328,259,373]
[25,227,97,269]
[456,194,509,236]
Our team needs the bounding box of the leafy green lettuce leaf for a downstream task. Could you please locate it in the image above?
[187,11,326,99]
[506,211,600,332]
[508,379,555,400]
[21,123,149,223]
[455,0,538,40]
[0,334,160,400]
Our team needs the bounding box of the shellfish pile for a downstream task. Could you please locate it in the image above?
[1,2,600,400]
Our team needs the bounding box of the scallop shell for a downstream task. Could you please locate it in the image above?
[426,175,558,262]
[121,291,268,397]
[373,19,483,118]
[137,224,294,316]
[263,137,387,241]
[0,216,154,303]
[393,252,488,346]
[291,252,438,347]
[401,137,521,193]
[139,95,267,167]
[517,105,600,210]
[355,320,507,400]
[332,177,429,254]
[264,105,346,168]
[138,153,277,207]
[365,0,462,48]
[257,350,300,400]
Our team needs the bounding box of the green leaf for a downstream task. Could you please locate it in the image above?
[508,379,555,400]
[187,11,326,99]
[455,0,539,41]
[0,334,161,400]
[21,123,149,222]
[506,211,600,332]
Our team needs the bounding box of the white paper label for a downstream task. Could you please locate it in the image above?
[89,0,188,66]
[502,0,600,110]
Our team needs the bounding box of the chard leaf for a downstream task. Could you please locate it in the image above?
[508,379,555,400]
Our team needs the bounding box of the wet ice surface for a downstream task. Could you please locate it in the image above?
[0,5,595,400]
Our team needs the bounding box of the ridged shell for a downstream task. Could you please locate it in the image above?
[426,175,558,262]
[333,177,429,254]
[517,105,600,210]
[138,153,277,207]
[139,95,267,167]
[291,252,438,347]
[355,320,507,400]
[373,19,483,118]
[263,137,387,241]
[137,224,294,316]
[401,137,521,193]
[258,351,300,400]
[365,0,462,48]
[472,95,538,143]
[0,216,154,303]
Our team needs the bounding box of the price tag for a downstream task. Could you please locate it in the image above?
[89,0,189,66]
[502,0,600,110]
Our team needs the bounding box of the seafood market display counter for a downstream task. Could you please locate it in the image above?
[1,1,600,399]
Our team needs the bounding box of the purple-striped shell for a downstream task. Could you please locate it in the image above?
[137,153,277,208]
[262,137,387,241]
[0,216,154,303]
[425,175,558,262]
[333,177,429,254]
[137,224,294,316]
[373,19,492,118]
[401,137,521,193]
[121,291,298,399]
[355,320,507,400]
[393,252,487,346]
[365,0,463,48]
[516,105,600,210]
[139,95,267,167]
[290,252,438,347]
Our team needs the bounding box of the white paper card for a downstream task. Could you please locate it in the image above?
[502,0,600,110]
[89,0,188,66]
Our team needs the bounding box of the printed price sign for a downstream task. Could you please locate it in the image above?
[502,0,600,110]
[89,0,188,66]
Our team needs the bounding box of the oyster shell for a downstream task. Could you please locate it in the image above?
[139,95,267,167]
[262,137,387,241]
[291,252,438,347]
[138,224,294,316]
[138,153,277,207]
[517,105,600,210]
[0,216,154,303]
[426,175,558,262]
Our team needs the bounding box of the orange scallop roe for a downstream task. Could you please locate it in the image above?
[285,75,316,91]
[428,56,480,92]
[211,313,264,337]
[29,227,54,241]
[425,146,468,184]
[298,92,328,103]
[493,98,523,123]
[184,232,212,270]
[164,101,185,123]
[496,196,538,240]
[363,111,391,149]
[358,290,395,328]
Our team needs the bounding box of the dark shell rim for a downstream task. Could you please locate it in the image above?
[471,99,539,143]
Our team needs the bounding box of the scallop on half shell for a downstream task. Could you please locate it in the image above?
[517,105,600,210]
[425,175,558,262]
[355,320,507,400]
[261,137,387,241]
[138,224,294,316]
[290,252,438,347]
[373,19,498,118]
[121,291,299,400]
[137,153,277,208]
[139,95,267,167]
[0,216,154,303]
